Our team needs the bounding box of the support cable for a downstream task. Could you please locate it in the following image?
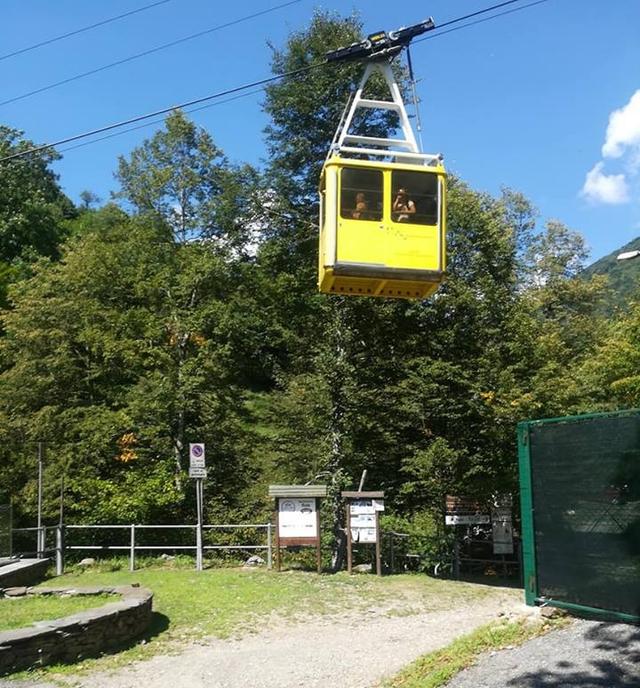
[0,0,553,164]
[0,0,302,109]
[0,0,173,63]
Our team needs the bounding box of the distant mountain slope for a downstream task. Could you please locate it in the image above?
[583,236,640,311]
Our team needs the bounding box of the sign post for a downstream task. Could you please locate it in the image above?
[342,491,385,576]
[189,444,206,571]
[268,485,327,574]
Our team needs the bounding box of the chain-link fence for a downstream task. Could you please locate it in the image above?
[519,410,640,622]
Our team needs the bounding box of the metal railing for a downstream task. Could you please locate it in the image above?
[11,523,274,575]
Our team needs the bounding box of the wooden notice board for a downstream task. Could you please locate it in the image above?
[268,485,327,573]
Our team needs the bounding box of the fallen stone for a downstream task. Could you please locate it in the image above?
[353,564,372,573]
[2,587,28,597]
[243,555,265,567]
[540,604,568,619]
[78,558,96,567]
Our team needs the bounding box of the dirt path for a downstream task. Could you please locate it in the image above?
[45,587,523,688]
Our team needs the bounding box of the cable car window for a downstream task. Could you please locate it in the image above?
[340,168,383,221]
[391,171,439,225]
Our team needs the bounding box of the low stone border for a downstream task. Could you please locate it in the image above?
[0,559,50,588]
[0,584,153,675]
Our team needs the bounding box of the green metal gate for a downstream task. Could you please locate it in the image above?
[518,409,640,623]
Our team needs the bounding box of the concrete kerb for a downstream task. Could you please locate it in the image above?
[0,559,50,589]
[0,585,153,675]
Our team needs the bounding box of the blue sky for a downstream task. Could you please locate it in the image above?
[1,0,639,261]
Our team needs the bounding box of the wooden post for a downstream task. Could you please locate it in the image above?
[375,510,382,576]
[346,503,353,574]
[274,502,281,572]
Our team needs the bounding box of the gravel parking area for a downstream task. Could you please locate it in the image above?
[445,618,640,688]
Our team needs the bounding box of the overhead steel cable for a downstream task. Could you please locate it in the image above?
[0,0,173,63]
[0,0,552,164]
[414,0,551,44]
[59,88,266,153]
[0,66,322,163]
[0,0,302,109]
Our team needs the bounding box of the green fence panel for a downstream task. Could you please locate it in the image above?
[519,409,640,621]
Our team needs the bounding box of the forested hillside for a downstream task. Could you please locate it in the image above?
[0,12,635,556]
[582,236,640,311]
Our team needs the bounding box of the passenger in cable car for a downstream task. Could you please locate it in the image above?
[392,188,416,222]
[352,192,368,220]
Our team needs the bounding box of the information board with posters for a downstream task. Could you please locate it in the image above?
[342,491,385,575]
[278,498,318,539]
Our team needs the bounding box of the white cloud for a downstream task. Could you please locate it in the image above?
[602,90,640,159]
[582,162,629,204]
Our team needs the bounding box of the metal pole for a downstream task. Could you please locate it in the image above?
[37,442,44,558]
[195,479,203,571]
[129,524,136,572]
[346,503,353,574]
[390,532,395,574]
[266,523,273,569]
[55,526,64,576]
[375,511,382,576]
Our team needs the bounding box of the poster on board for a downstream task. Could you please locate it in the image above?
[278,498,318,539]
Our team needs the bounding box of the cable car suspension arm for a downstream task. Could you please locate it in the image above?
[326,18,435,64]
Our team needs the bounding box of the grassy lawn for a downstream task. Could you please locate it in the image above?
[383,616,567,688]
[0,593,118,632]
[12,560,520,679]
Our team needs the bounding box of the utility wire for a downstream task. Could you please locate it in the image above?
[0,0,173,63]
[0,0,301,109]
[0,0,552,164]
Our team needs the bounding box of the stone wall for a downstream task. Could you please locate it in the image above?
[0,559,49,588]
[0,585,153,675]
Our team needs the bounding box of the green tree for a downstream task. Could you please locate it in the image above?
[115,110,260,250]
[0,125,75,306]
[0,208,256,524]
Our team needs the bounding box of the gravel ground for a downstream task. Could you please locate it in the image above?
[444,618,640,688]
[0,588,522,688]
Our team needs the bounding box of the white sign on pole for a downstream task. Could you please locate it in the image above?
[445,514,491,526]
[278,498,317,539]
[492,507,514,554]
[189,443,206,468]
[189,466,207,479]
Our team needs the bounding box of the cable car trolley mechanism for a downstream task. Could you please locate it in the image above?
[319,18,446,299]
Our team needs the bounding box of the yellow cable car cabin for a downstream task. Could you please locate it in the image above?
[318,156,446,299]
[319,24,446,299]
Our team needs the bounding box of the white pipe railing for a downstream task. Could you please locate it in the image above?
[11,523,274,574]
